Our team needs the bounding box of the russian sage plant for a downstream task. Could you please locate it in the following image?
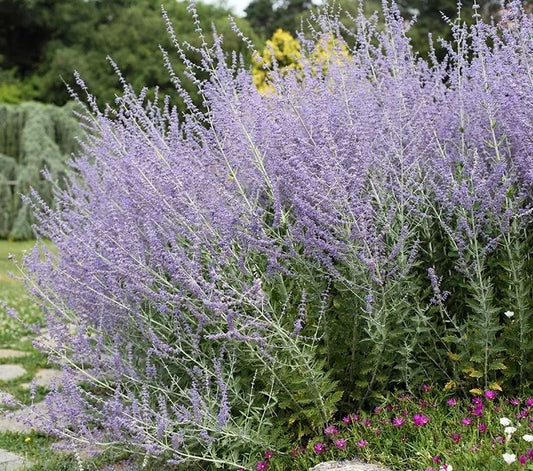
[19,1,533,468]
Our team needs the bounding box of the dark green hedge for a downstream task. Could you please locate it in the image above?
[0,102,79,240]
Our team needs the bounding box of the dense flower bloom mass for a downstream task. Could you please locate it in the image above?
[21,1,533,469]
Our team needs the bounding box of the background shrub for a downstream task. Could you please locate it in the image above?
[0,102,79,240]
[20,2,533,469]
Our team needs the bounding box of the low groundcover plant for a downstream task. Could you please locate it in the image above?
[9,0,533,469]
[273,388,533,470]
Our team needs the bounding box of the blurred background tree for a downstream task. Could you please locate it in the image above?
[0,0,258,108]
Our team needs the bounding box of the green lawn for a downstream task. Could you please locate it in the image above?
[0,240,46,350]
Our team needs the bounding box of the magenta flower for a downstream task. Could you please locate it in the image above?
[517,408,529,419]
[413,414,430,426]
[420,400,429,408]
[461,417,473,426]
[361,418,372,426]
[324,425,339,436]
[526,398,533,407]
[356,439,368,448]
[484,390,497,400]
[392,417,405,427]
[450,433,462,444]
[421,384,431,393]
[519,455,527,465]
[478,422,487,433]
[256,461,268,471]
[432,455,440,463]
[335,438,347,450]
[446,398,458,406]
[374,406,383,414]
[472,397,483,405]
[342,415,351,424]
[509,398,520,406]
[264,450,273,460]
[313,442,326,455]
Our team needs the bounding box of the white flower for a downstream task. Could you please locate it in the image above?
[439,465,453,471]
[500,417,512,426]
[504,426,517,435]
[523,434,533,442]
[502,453,516,464]
[504,310,514,318]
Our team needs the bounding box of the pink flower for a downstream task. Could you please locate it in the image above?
[392,417,405,427]
[446,398,458,406]
[461,417,473,426]
[432,455,440,462]
[356,439,368,448]
[484,390,497,400]
[374,406,383,414]
[450,433,462,444]
[509,398,520,406]
[264,450,273,460]
[256,461,268,471]
[335,438,347,450]
[421,384,431,393]
[478,422,487,433]
[413,414,430,426]
[313,442,326,455]
[519,455,527,465]
[361,418,372,427]
[526,398,533,407]
[324,425,339,436]
[342,415,351,424]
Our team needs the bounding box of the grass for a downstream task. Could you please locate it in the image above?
[0,240,46,350]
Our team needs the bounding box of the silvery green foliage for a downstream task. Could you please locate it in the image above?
[0,102,79,239]
[22,1,533,469]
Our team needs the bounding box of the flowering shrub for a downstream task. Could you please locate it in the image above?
[20,1,533,469]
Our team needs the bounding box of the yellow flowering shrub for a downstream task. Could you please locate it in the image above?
[252,29,350,93]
